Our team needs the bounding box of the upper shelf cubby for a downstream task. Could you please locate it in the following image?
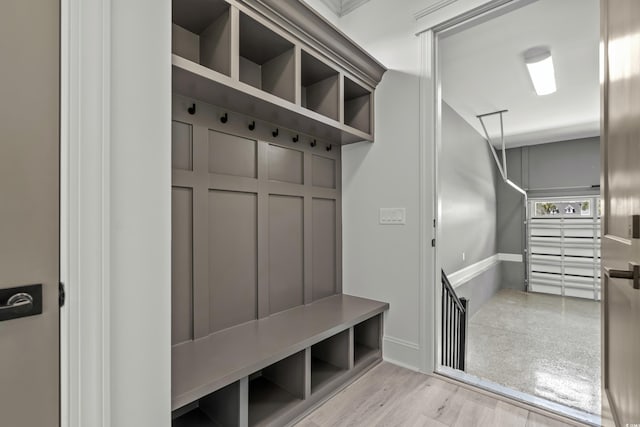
[239,13,296,103]
[344,76,372,134]
[301,51,339,121]
[172,0,231,76]
[171,0,387,144]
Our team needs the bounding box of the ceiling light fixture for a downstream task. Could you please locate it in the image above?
[524,47,557,96]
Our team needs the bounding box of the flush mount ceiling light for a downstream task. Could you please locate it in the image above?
[524,47,557,96]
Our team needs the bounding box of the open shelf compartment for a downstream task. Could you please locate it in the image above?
[172,0,231,76]
[301,51,340,120]
[248,350,305,426]
[172,380,243,427]
[239,13,296,103]
[310,329,351,394]
[343,76,372,134]
[354,314,382,365]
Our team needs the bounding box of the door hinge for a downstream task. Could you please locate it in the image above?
[431,238,436,247]
[59,282,66,307]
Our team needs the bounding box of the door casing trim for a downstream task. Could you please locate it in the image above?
[60,0,112,425]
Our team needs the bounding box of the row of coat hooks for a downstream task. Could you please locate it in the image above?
[188,103,333,152]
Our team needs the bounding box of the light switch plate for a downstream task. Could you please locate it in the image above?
[379,208,406,225]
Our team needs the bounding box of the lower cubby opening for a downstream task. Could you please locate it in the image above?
[310,329,350,394]
[248,350,305,426]
[354,315,381,365]
[172,381,242,427]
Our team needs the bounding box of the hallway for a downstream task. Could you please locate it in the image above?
[466,289,601,415]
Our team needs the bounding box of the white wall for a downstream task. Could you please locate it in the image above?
[63,0,171,425]
[337,0,425,369]
[304,0,498,371]
[110,0,172,424]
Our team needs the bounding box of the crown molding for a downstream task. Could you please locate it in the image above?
[318,0,371,17]
[341,0,372,16]
[414,0,458,21]
[318,0,341,15]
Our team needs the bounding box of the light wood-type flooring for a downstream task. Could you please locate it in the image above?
[295,362,582,427]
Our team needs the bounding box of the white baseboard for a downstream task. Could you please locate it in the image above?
[448,253,523,288]
[499,253,523,263]
[448,254,499,287]
[382,336,421,371]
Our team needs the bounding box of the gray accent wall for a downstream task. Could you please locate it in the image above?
[171,95,342,343]
[497,137,600,290]
[440,103,501,316]
[440,102,499,274]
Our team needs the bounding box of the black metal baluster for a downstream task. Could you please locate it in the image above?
[460,298,468,371]
[445,293,450,366]
[454,303,459,368]
[441,282,445,365]
[454,308,458,369]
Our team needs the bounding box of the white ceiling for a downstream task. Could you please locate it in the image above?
[440,0,600,148]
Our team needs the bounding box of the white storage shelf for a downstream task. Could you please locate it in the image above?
[171,0,379,144]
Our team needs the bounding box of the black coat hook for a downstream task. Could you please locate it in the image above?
[188,104,196,115]
[292,135,299,143]
[326,144,332,152]
[310,139,317,147]
[220,113,228,123]
[272,128,279,138]
[248,121,256,131]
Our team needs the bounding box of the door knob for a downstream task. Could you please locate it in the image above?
[0,284,42,321]
[604,263,640,289]
[1,293,34,314]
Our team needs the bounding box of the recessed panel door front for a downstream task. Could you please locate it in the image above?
[601,1,640,424]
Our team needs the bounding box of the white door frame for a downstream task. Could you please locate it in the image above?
[60,0,112,424]
[60,0,172,425]
[421,1,604,424]
[417,0,531,376]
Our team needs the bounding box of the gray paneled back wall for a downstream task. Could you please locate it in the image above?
[440,102,499,274]
[497,137,600,290]
[171,95,342,345]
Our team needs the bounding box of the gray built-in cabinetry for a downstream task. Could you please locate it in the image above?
[171,0,387,426]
